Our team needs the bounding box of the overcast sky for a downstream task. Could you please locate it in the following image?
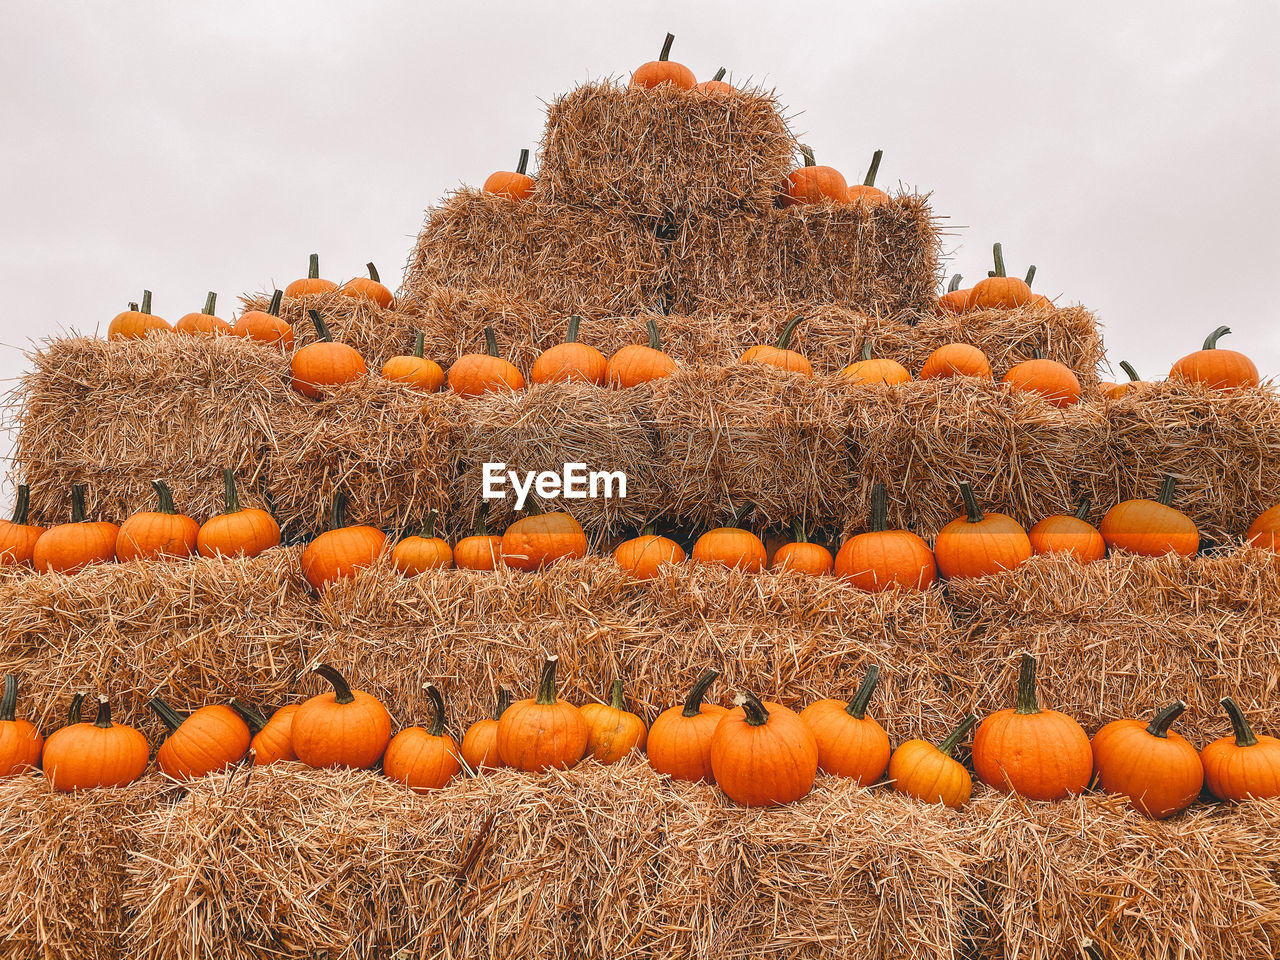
[1,1,1277,503]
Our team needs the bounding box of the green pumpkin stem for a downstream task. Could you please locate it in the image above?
[149,696,186,732]
[313,664,355,706]
[682,669,720,718]
[366,262,381,283]
[10,484,31,525]
[711,67,726,82]
[992,243,1007,278]
[70,485,88,524]
[472,504,490,538]
[658,32,674,61]
[775,315,804,350]
[151,480,178,515]
[228,699,269,732]
[68,693,86,726]
[308,309,333,342]
[1032,347,1045,360]
[1119,361,1140,383]
[128,301,139,312]
[483,326,500,358]
[645,317,663,351]
[739,690,770,727]
[641,521,656,537]
[0,675,17,722]
[1024,265,1036,287]
[425,684,447,737]
[566,315,582,343]
[1145,700,1187,739]
[1202,326,1232,351]
[791,517,808,544]
[329,491,348,531]
[801,145,816,168]
[492,687,512,722]
[1014,653,1041,715]
[307,253,320,280]
[863,149,883,188]
[267,289,283,316]
[202,292,217,316]
[515,149,529,176]
[608,677,627,712]
[860,341,874,362]
[937,713,979,757]
[417,511,438,539]
[1073,497,1092,521]
[1157,475,1178,507]
[947,274,962,293]
[868,483,889,533]
[1221,697,1258,748]
[535,656,561,706]
[220,469,241,515]
[845,665,880,720]
[94,695,115,729]
[412,331,425,359]
[141,290,153,314]
[958,482,984,524]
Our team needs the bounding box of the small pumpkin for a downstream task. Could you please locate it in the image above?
[115,480,199,561]
[845,149,888,204]
[1028,497,1106,564]
[483,148,536,201]
[291,309,368,398]
[799,665,891,784]
[969,244,1036,309]
[383,684,462,793]
[233,289,294,350]
[393,512,453,575]
[196,469,281,559]
[613,526,685,580]
[0,484,45,566]
[381,331,445,392]
[1100,474,1199,557]
[501,509,587,571]
[769,519,833,575]
[647,669,727,783]
[284,253,338,298]
[32,485,119,574]
[300,491,387,591]
[174,291,233,335]
[933,483,1032,579]
[151,697,251,780]
[531,315,607,385]
[834,483,937,591]
[710,690,818,806]
[631,33,696,90]
[606,318,677,387]
[580,677,648,763]
[42,694,150,792]
[496,655,588,772]
[1103,361,1146,399]
[108,290,170,340]
[340,262,395,308]
[839,341,911,386]
[1001,352,1082,407]
[1091,700,1204,819]
[229,700,299,766]
[1170,326,1260,390]
[0,675,43,776]
[888,714,979,809]
[696,66,734,94]
[454,510,504,571]
[460,688,511,773]
[741,315,812,376]
[919,343,992,381]
[292,664,392,770]
[783,145,849,206]
[1247,504,1280,551]
[448,326,526,397]
[692,524,767,572]
[1201,696,1280,802]
[972,653,1093,800]
[937,275,972,315]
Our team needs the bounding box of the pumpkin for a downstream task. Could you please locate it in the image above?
[839,341,911,386]
[300,491,387,591]
[770,519,833,575]
[229,700,299,766]
[580,677,648,763]
[393,512,453,575]
[108,289,170,340]
[696,66,733,94]
[709,690,818,806]
[1201,697,1280,802]
[692,525,767,572]
[741,315,812,376]
[845,149,888,204]
[888,714,980,809]
[1100,474,1199,557]
[1170,326,1260,390]
[448,326,525,397]
[483,148,536,201]
[1247,504,1280,550]
[613,527,685,580]
[460,688,511,772]
[454,511,504,571]
[151,697,251,780]
[834,483,937,591]
[0,675,43,776]
[32,485,119,574]
[972,653,1093,800]
[969,244,1036,309]
[1091,700,1204,819]
[42,695,150,792]
[1103,361,1146,399]
[648,669,727,783]
[292,664,392,770]
[196,469,281,559]
[1028,497,1106,563]
[340,262,395,308]
[918,343,992,381]
[115,480,199,561]
[531,315,607,385]
[291,309,368,398]
[933,483,1031,579]
[782,145,848,206]
[799,665,891,783]
[174,291,233,335]
[233,289,294,350]
[1001,353,1082,407]
[284,253,338,298]
[937,274,972,315]
[0,483,45,566]
[631,33,696,90]
[383,684,462,793]
[381,331,445,392]
[496,655,588,772]
[606,318,677,386]
[501,509,587,571]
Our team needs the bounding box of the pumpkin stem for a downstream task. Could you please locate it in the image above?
[608,676,627,712]
[1032,347,1045,360]
[845,664,880,720]
[1220,697,1258,748]
[1119,361,1140,383]
[492,687,512,722]
[859,341,874,362]
[862,149,883,188]
[868,483,889,533]
[94,695,115,729]
[1202,326,1232,351]
[800,145,816,168]
[308,309,333,343]
[202,291,217,316]
[412,331,425,359]
[128,301,139,312]
[267,289,283,316]
[947,274,962,294]
[1024,265,1036,287]
[992,243,1007,278]
[515,149,530,176]
[141,290,153,314]
[641,521,656,537]
[1073,497,1092,521]
[682,669,720,718]
[9,484,31,525]
[418,510,438,539]
[566,314,582,343]
[483,326,500,358]
[711,66,726,82]
[937,713,979,757]
[228,699,269,732]
[958,482,984,525]
[534,656,561,706]
[149,696,186,732]
[328,491,348,530]
[221,469,241,515]
[366,262,381,283]
[151,480,178,516]
[775,315,804,350]
[70,484,87,524]
[307,253,320,280]
[791,517,808,544]
[68,693,85,726]
[425,684,447,737]
[1145,700,1187,739]
[658,32,674,61]
[645,317,663,351]
[1157,475,1178,508]
[1014,653,1041,715]
[0,675,17,722]
[738,690,770,727]
[313,664,356,706]
[472,504,490,538]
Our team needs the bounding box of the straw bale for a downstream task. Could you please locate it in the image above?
[538,80,795,220]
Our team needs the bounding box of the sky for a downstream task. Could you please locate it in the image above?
[1,1,1278,503]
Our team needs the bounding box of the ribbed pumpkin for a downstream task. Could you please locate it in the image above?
[42,695,150,792]
[291,310,367,398]
[381,332,445,392]
[845,149,888,204]
[1091,700,1204,819]
[1201,697,1280,802]
[531,315,607,385]
[454,512,504,571]
[340,262,395,308]
[834,484,937,591]
[460,688,511,773]
[1170,327,1260,390]
[229,700,299,766]
[839,341,911,386]
[580,677,648,763]
[692,525,767,572]
[233,289,294,350]
[0,484,45,566]
[800,665,891,783]
[613,527,685,580]
[496,656,588,772]
[501,510,587,571]
[647,670,727,783]
[393,512,453,575]
[108,290,170,340]
[115,480,199,561]
[972,653,1093,800]
[448,327,525,397]
[301,492,387,591]
[284,253,338,298]
[919,343,992,381]
[606,318,677,387]
[783,145,848,206]
[769,520,833,575]
[1028,497,1106,564]
[292,664,392,770]
[196,469,281,559]
[888,714,979,809]
[1001,354,1082,407]
[1100,475,1199,557]
[174,291,233,335]
[1103,361,1146,399]
[741,315,812,376]
[32,485,119,574]
[1247,505,1280,551]
[483,148,536,201]
[151,697,251,780]
[696,66,734,94]
[936,275,972,315]
[969,244,1036,309]
[933,483,1031,579]
[631,33,696,90]
[383,685,462,793]
[0,675,43,776]
[710,690,818,806]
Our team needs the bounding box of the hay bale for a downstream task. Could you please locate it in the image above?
[538,80,795,221]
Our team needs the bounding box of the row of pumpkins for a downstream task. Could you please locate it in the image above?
[3,654,1278,817]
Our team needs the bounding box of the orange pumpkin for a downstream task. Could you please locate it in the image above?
[1001,354,1082,407]
[383,684,462,793]
[496,655,588,772]
[300,491,387,591]
[613,528,685,580]
[933,483,1031,579]
[972,653,1093,800]
[381,331,445,392]
[454,511,504,571]
[1100,474,1199,557]
[710,690,818,806]
[1028,497,1106,564]
[1170,327,1260,390]
[692,525,767,572]
[460,688,511,773]
[1103,361,1146,399]
[196,469,281,559]
[483,148,536,201]
[292,664,392,770]
[580,677,648,763]
[174,291,233,335]
[845,149,888,204]
[1201,697,1280,802]
[840,341,911,386]
[834,483,937,591]
[42,695,150,792]
[969,244,1036,309]
[696,66,734,94]
[631,33,696,90]
[340,262,395,308]
[115,480,199,561]
[606,318,677,387]
[769,520,833,575]
[291,310,368,398]
[647,669,727,783]
[1091,700,1204,819]
[741,315,812,376]
[233,290,294,350]
[448,326,525,397]
[782,145,848,206]
[229,700,299,766]
[501,510,587,571]
[284,253,338,298]
[1247,504,1280,551]
[0,484,45,566]
[108,290,170,340]
[0,675,43,776]
[937,275,972,315]
[393,512,453,575]
[919,343,992,381]
[32,485,119,574]
[799,665,891,783]
[151,697,251,780]
[888,714,979,809]
[531,315,607,385]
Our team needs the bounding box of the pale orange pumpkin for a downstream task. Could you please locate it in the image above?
[580,677,648,763]
[31,485,119,574]
[919,343,992,381]
[1028,497,1106,563]
[393,512,453,575]
[291,310,368,398]
[692,525,767,572]
[1100,475,1199,557]
[0,484,45,566]
[839,341,911,386]
[108,290,170,340]
[381,332,445,392]
[383,685,462,793]
[769,520,833,575]
[233,290,294,350]
[696,66,734,94]
[340,263,395,308]
[448,327,525,397]
[613,527,685,580]
[933,482,1031,579]
[606,318,677,387]
[501,510,588,571]
[834,483,937,591]
[483,149,536,201]
[284,253,338,298]
[115,480,199,561]
[741,315,812,376]
[783,145,848,206]
[936,275,972,315]
[1001,354,1082,407]
[969,244,1036,309]
[174,292,234,335]
[300,491,387,591]
[1170,327,1260,390]
[799,665,891,784]
[460,688,511,773]
[631,33,696,90]
[531,315,607,385]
